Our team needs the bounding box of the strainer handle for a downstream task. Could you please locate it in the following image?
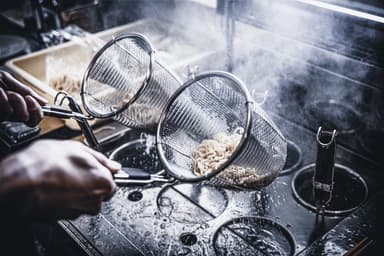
[115,167,152,180]
[114,168,172,185]
[42,105,91,120]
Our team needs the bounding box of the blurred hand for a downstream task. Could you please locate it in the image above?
[0,140,121,220]
[0,70,48,126]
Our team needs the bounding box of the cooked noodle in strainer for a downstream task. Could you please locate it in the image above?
[192,128,272,188]
[156,71,287,190]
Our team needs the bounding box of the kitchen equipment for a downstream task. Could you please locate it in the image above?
[81,32,182,132]
[156,183,229,224]
[4,26,286,192]
[35,31,181,132]
[313,127,337,213]
[114,168,171,185]
[109,138,161,170]
[156,71,287,190]
[6,18,215,120]
[48,0,384,253]
[109,138,172,185]
[5,30,287,191]
[104,71,286,190]
[292,126,368,216]
[213,217,296,256]
[292,163,368,216]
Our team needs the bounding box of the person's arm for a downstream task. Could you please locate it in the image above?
[0,70,47,126]
[0,139,120,220]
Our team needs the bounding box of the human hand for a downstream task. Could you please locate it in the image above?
[0,70,48,126]
[0,140,121,220]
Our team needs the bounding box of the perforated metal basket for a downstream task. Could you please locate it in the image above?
[156,71,287,190]
[81,33,182,132]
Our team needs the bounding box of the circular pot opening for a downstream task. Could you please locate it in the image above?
[156,183,228,224]
[213,217,296,256]
[291,163,368,216]
[110,138,162,173]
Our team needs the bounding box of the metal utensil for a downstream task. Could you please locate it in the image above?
[42,105,91,121]
[156,71,287,190]
[313,126,337,213]
[81,33,182,132]
[114,168,172,185]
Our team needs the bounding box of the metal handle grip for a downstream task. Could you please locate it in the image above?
[313,126,337,209]
[114,167,151,180]
[42,105,90,120]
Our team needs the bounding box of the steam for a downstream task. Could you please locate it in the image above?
[164,1,377,132]
[107,0,381,133]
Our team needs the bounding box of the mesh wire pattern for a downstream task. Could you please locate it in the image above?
[80,32,286,190]
[156,71,287,190]
[81,33,182,132]
[114,60,182,132]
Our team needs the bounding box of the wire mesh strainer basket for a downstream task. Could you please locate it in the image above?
[156,71,287,190]
[81,33,182,132]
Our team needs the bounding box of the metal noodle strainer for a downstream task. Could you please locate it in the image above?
[81,32,182,132]
[156,71,287,190]
[42,32,286,190]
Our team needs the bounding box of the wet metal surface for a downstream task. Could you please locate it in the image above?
[292,164,368,216]
[156,183,229,224]
[55,12,383,253]
[359,129,384,165]
[299,191,383,255]
[62,114,382,255]
[213,217,296,256]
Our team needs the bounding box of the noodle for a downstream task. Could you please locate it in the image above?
[192,127,270,188]
[49,74,81,94]
[192,127,243,175]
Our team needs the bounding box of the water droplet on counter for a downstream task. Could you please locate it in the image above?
[180,233,198,246]
[127,191,143,201]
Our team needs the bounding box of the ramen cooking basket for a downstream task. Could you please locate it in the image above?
[156,71,287,190]
[80,32,182,132]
